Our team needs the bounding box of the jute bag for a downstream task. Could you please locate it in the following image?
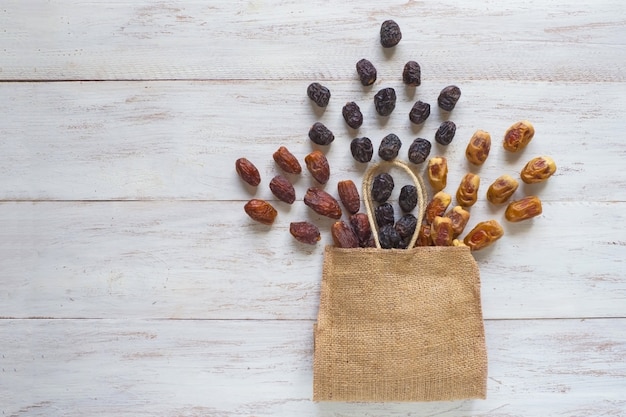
[313,160,487,402]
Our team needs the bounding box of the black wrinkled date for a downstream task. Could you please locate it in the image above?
[375,202,395,227]
[342,101,363,129]
[408,138,432,164]
[371,172,394,203]
[435,121,457,146]
[356,58,377,86]
[409,100,431,124]
[306,82,331,107]
[374,88,397,117]
[379,224,402,249]
[350,137,374,163]
[438,85,462,112]
[378,133,402,161]
[399,185,418,212]
[380,20,402,48]
[308,122,335,146]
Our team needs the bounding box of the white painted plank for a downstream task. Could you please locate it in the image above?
[0,80,624,201]
[1,318,624,416]
[1,201,624,320]
[0,0,625,81]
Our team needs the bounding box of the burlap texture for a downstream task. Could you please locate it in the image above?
[313,245,487,402]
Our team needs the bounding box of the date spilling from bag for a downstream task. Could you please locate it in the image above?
[235,20,556,251]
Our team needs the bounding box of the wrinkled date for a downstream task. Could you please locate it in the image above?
[350,137,374,163]
[456,172,480,207]
[273,146,302,174]
[503,120,535,152]
[379,224,402,249]
[350,213,374,248]
[520,156,557,184]
[409,101,431,124]
[244,199,278,225]
[408,138,432,164]
[342,101,363,129]
[487,174,519,204]
[305,150,330,184]
[437,85,462,112]
[425,191,452,224]
[402,61,421,86]
[371,172,395,203]
[356,58,377,86]
[445,205,470,238]
[395,214,417,249]
[332,221,360,248]
[374,88,397,116]
[435,121,456,146]
[463,220,504,251]
[431,216,454,246]
[306,82,331,108]
[304,188,342,219]
[466,130,491,165]
[505,196,543,222]
[427,156,448,192]
[337,180,360,215]
[289,221,321,245]
[235,158,261,186]
[380,19,402,48]
[375,202,395,227]
[269,175,296,204]
[399,184,418,213]
[378,133,402,161]
[416,224,432,247]
[308,122,335,146]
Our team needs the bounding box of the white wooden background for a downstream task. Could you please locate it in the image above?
[1,1,625,416]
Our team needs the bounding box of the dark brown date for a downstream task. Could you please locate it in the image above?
[342,101,363,129]
[306,82,331,108]
[273,146,302,174]
[402,61,421,86]
[305,150,330,185]
[235,158,261,186]
[380,20,402,48]
[437,85,462,112]
[332,221,360,248]
[371,172,394,203]
[409,100,431,124]
[337,180,360,215]
[289,221,321,245]
[378,133,402,161]
[399,184,418,213]
[374,88,397,116]
[269,175,296,204]
[308,122,334,146]
[304,188,342,219]
[375,202,395,227]
[435,121,456,146]
[350,137,374,163]
[356,58,377,86]
[408,138,432,164]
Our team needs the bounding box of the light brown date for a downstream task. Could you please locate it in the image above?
[305,150,330,184]
[269,175,296,204]
[415,223,432,247]
[463,220,504,251]
[427,156,448,192]
[503,120,535,152]
[332,221,360,248]
[244,199,278,225]
[425,191,452,224]
[289,221,321,245]
[273,146,302,174]
[304,188,342,219]
[505,196,543,222]
[465,130,491,165]
[235,158,261,186]
[431,216,454,246]
[445,206,471,238]
[456,173,480,207]
[520,156,557,184]
[487,174,519,204]
[337,180,360,215]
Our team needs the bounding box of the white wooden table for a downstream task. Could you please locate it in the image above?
[1,1,625,415]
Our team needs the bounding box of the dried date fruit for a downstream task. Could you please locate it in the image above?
[356,58,377,86]
[437,85,462,112]
[349,213,373,247]
[350,137,374,163]
[289,221,321,245]
[408,138,431,164]
[306,82,331,108]
[465,130,491,165]
[431,216,454,246]
[444,206,470,238]
[505,196,543,222]
[235,158,261,186]
[399,184,418,213]
[427,157,448,192]
[342,101,363,129]
[409,100,431,124]
[371,172,394,203]
[402,61,421,86]
[305,150,330,184]
[463,220,504,251]
[520,156,557,184]
[337,180,360,215]
[380,19,402,48]
[395,214,417,248]
[435,121,456,146]
[503,120,535,152]
[425,191,452,224]
[379,224,402,249]
[244,199,277,225]
[304,188,342,219]
[456,172,480,207]
[416,224,432,246]
[269,175,296,204]
[375,202,395,227]
[374,87,397,116]
[487,174,519,204]
[332,221,360,248]
[378,133,402,161]
[273,146,302,174]
[308,122,335,146]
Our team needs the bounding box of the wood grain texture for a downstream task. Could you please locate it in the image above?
[1,0,625,81]
[0,80,624,201]
[1,201,624,320]
[1,318,625,416]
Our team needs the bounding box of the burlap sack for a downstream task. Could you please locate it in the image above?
[312,161,487,402]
